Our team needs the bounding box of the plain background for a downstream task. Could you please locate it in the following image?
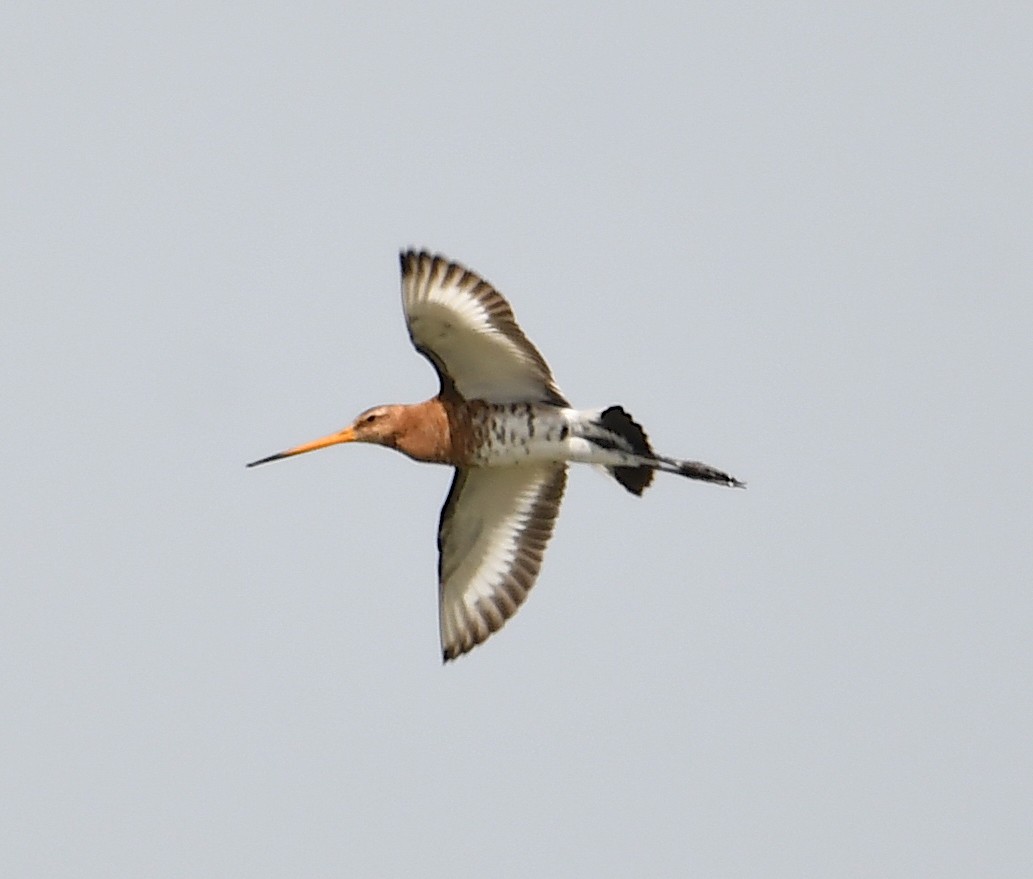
[3,3,1030,876]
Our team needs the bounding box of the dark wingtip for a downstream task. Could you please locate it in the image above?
[401,248,434,274]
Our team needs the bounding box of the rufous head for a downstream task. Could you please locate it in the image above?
[246,404,407,468]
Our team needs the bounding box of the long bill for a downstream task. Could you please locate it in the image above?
[246,426,357,468]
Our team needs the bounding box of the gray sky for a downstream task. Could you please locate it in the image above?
[3,3,1030,876]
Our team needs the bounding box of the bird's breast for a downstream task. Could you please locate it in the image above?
[465,402,572,466]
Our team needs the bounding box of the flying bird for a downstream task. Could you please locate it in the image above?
[248,251,743,661]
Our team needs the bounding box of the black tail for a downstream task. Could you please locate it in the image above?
[599,406,656,496]
[597,405,746,496]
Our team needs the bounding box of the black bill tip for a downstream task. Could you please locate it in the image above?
[246,451,289,468]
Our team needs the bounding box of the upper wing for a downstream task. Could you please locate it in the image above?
[400,250,569,406]
[436,463,568,661]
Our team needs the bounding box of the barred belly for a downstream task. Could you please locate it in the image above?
[467,402,573,466]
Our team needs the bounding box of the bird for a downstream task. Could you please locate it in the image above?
[248,251,744,661]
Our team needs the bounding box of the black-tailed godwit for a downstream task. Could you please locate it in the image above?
[248,251,743,661]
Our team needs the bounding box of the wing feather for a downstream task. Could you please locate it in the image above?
[400,251,568,406]
[436,464,567,660]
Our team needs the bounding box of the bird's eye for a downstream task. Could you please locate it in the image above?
[363,413,379,424]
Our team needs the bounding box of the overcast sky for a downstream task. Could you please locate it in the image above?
[3,3,1031,876]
